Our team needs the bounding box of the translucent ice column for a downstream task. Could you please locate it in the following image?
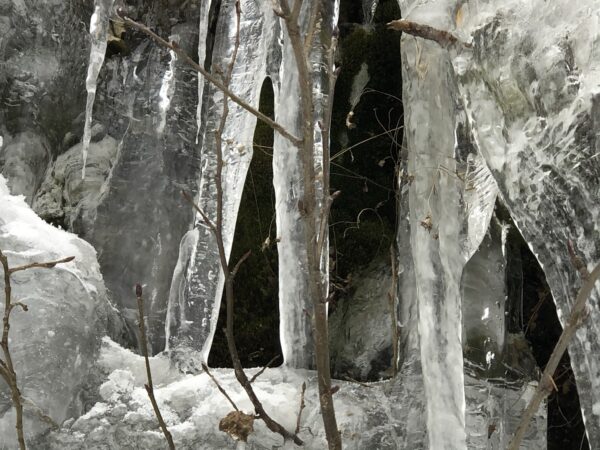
[166,1,278,369]
[82,0,114,178]
[398,1,472,446]
[273,0,339,368]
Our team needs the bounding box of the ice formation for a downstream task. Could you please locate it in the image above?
[398,0,600,446]
[81,0,115,179]
[43,337,545,449]
[0,175,120,447]
[166,0,339,370]
[1,0,598,447]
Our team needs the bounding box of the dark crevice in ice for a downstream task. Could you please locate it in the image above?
[208,77,282,368]
[501,206,589,450]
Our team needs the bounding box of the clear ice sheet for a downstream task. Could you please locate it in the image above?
[451,0,600,445]
[398,0,599,445]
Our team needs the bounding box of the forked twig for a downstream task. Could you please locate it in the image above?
[249,355,281,384]
[9,256,75,274]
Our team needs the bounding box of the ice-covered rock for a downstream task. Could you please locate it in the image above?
[33,134,120,233]
[0,132,50,205]
[329,254,395,381]
[41,337,545,449]
[0,175,121,446]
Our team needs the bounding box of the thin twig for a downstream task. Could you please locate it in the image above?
[231,251,252,279]
[201,363,239,411]
[342,376,372,388]
[331,126,404,161]
[136,284,175,450]
[20,396,59,430]
[181,191,217,233]
[508,250,600,450]
[9,256,75,274]
[249,355,281,384]
[295,382,306,435]
[118,12,302,146]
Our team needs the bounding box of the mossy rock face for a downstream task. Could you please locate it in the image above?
[330,0,402,278]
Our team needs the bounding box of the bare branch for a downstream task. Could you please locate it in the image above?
[136,284,175,450]
[118,13,302,146]
[0,248,27,449]
[201,363,239,412]
[508,259,600,450]
[9,256,75,274]
[387,19,471,49]
[181,190,217,233]
[20,396,59,430]
[231,252,251,280]
[249,355,281,384]
[295,382,306,435]
[278,1,342,448]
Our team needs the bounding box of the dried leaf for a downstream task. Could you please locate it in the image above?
[219,410,255,442]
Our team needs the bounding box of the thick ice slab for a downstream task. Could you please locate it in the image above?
[0,175,119,446]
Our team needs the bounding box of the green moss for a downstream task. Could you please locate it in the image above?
[330,0,402,277]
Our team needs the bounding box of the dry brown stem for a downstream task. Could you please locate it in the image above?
[201,363,239,412]
[135,284,175,450]
[277,0,341,448]
[387,19,471,48]
[508,248,600,450]
[0,249,74,450]
[249,355,280,384]
[295,382,307,435]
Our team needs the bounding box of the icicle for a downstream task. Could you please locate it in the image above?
[362,0,379,24]
[157,44,177,135]
[81,0,114,179]
[195,0,212,144]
